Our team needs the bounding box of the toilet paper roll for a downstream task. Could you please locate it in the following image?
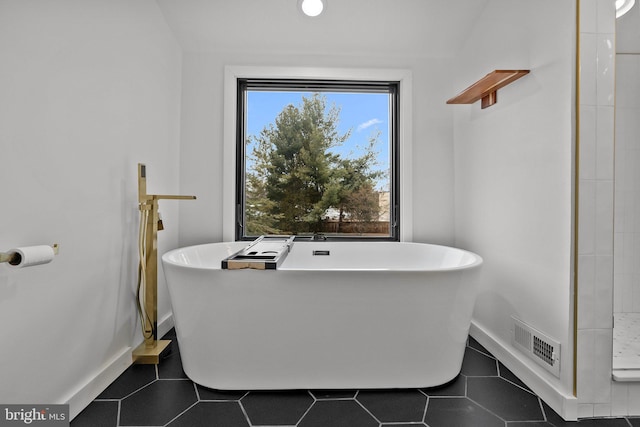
[7,245,55,268]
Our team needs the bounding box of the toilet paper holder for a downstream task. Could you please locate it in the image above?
[0,244,59,265]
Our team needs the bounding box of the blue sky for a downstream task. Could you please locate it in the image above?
[246,90,390,190]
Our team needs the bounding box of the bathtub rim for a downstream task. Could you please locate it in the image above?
[162,241,483,273]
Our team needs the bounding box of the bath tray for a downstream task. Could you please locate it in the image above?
[221,235,294,270]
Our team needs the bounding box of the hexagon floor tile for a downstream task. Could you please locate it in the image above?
[298,400,378,427]
[71,333,637,427]
[119,380,197,426]
[356,389,426,423]
[241,390,314,425]
[97,364,156,399]
[467,377,544,422]
[166,402,249,427]
[424,397,504,427]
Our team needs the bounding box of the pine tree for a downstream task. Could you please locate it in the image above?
[246,93,383,235]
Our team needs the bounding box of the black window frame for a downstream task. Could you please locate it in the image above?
[236,78,400,242]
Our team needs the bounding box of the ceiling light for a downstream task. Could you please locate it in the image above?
[616,0,635,18]
[299,0,325,17]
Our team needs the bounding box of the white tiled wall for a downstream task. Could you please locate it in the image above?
[577,0,616,418]
[578,0,640,417]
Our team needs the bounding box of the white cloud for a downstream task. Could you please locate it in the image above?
[357,118,382,132]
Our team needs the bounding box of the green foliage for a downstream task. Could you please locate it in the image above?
[245,93,384,236]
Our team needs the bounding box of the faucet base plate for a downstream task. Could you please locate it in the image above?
[132,339,171,365]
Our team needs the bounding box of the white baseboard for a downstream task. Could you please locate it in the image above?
[66,313,175,421]
[469,321,578,421]
[157,311,175,339]
[64,346,132,420]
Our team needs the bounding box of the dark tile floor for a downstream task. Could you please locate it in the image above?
[72,329,640,427]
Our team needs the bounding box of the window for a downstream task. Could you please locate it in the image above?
[235,79,399,241]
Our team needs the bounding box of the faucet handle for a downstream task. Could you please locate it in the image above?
[157,212,164,231]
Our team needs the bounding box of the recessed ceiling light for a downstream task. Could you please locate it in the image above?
[616,0,635,18]
[299,0,325,17]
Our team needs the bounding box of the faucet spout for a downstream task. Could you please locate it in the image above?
[312,233,327,241]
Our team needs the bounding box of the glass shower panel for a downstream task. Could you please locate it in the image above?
[613,53,640,372]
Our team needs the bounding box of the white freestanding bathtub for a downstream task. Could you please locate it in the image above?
[162,241,482,390]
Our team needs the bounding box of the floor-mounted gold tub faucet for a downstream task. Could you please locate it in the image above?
[133,163,196,364]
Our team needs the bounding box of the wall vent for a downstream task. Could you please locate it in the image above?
[511,316,560,377]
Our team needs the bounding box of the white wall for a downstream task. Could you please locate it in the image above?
[0,0,182,418]
[453,0,576,418]
[163,0,492,248]
[178,54,456,246]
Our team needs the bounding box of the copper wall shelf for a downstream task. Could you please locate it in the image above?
[447,69,530,109]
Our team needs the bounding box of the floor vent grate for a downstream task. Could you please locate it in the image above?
[512,316,560,377]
